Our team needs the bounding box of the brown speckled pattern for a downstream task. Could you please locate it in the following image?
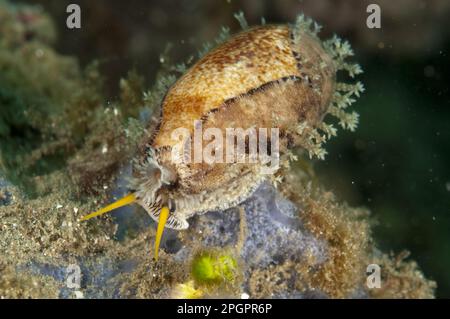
[133,24,339,229]
[153,25,300,147]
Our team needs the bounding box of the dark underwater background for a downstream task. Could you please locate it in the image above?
[6,0,450,297]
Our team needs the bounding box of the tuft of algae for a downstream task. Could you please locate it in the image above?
[191,251,238,285]
[0,1,436,299]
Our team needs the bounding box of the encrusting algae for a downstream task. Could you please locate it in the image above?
[0,1,436,298]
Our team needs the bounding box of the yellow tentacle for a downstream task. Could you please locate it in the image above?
[154,206,170,261]
[79,193,137,221]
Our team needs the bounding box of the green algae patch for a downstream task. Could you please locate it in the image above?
[191,251,238,285]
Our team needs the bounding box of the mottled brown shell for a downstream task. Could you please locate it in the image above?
[132,21,362,229]
[152,25,335,149]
